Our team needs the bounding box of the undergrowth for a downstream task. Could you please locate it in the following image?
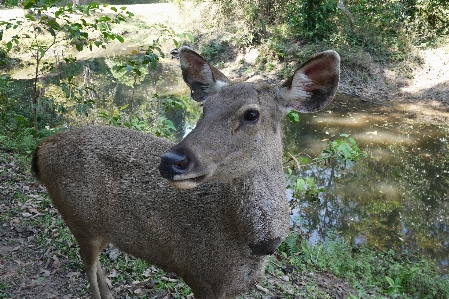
[277,232,449,299]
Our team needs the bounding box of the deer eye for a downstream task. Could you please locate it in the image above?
[243,109,259,122]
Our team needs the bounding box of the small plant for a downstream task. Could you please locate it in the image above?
[284,133,366,206]
[296,177,324,201]
[0,47,11,68]
[108,26,193,125]
[384,276,403,298]
[320,134,367,164]
[265,61,275,71]
[0,281,11,298]
[59,74,96,117]
[286,167,325,205]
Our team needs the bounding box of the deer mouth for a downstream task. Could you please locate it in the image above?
[168,174,208,189]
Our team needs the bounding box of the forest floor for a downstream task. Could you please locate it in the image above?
[1,2,448,299]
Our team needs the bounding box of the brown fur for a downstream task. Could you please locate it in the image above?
[32,47,340,299]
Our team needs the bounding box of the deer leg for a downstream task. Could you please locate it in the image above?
[95,256,113,299]
[76,236,111,299]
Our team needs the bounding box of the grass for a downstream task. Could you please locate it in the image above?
[275,232,449,299]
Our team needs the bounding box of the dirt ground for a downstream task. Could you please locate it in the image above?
[222,39,449,125]
[337,43,449,124]
[1,2,448,299]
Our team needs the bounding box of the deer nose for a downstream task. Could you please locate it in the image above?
[159,152,191,180]
[249,237,282,256]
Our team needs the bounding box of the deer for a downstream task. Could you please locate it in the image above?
[31,47,340,299]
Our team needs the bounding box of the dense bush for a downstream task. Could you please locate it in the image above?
[205,0,448,62]
[286,0,339,42]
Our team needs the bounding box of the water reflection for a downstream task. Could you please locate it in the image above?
[283,95,449,272]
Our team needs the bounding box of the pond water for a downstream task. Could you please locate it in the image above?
[8,55,449,272]
[283,95,449,273]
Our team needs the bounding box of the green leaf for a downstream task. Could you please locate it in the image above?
[89,2,99,9]
[306,177,316,188]
[286,111,300,123]
[6,41,12,51]
[296,178,306,192]
[116,35,124,43]
[25,14,36,21]
[385,276,395,287]
[97,16,111,22]
[38,47,46,58]
[55,9,63,18]
[22,0,34,9]
[48,19,61,30]
[185,32,194,42]
[48,27,56,37]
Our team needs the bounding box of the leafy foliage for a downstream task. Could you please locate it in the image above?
[0,0,195,145]
[285,133,366,205]
[1,1,133,52]
[0,74,57,154]
[203,0,448,69]
[321,133,367,164]
[200,39,230,63]
[286,0,339,42]
[277,232,449,299]
[0,0,134,136]
[286,110,300,123]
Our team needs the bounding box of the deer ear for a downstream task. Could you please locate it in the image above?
[179,47,230,102]
[278,50,340,113]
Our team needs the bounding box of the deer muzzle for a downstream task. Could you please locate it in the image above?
[159,151,208,189]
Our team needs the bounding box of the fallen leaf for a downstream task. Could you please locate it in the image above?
[66,271,81,278]
[256,284,270,294]
[25,280,39,289]
[134,288,143,294]
[108,269,118,278]
[40,268,51,277]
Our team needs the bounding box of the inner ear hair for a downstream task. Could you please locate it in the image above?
[179,47,230,102]
[279,50,340,113]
